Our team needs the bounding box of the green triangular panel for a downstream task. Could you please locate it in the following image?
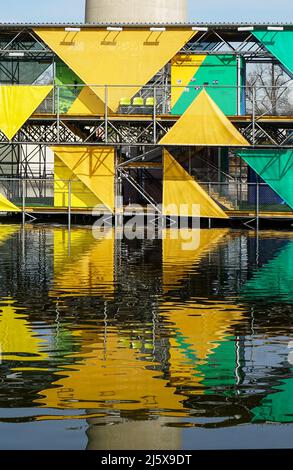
[238,149,293,209]
[253,31,293,78]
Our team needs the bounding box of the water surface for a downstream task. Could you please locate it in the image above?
[0,224,292,449]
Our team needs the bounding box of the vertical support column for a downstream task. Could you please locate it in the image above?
[153,87,157,144]
[115,150,123,227]
[56,85,60,143]
[68,179,72,235]
[236,55,242,116]
[22,178,26,225]
[252,86,256,146]
[105,85,108,144]
[256,176,260,233]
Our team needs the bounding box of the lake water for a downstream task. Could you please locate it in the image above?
[0,224,292,450]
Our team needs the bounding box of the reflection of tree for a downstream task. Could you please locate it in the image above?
[246,64,293,115]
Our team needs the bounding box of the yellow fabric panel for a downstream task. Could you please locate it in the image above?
[34,28,196,112]
[160,89,249,147]
[54,157,105,208]
[67,87,106,115]
[50,228,114,298]
[36,327,183,411]
[0,85,53,140]
[53,146,115,212]
[163,149,228,218]
[171,54,206,108]
[163,228,229,292]
[0,301,47,361]
[0,193,20,212]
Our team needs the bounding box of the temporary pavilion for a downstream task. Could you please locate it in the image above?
[0,22,292,221]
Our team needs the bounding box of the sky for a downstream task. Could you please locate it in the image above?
[0,0,292,23]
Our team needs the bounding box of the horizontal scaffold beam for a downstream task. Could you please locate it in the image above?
[0,114,290,148]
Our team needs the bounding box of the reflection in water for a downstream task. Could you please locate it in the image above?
[0,299,48,362]
[0,225,292,449]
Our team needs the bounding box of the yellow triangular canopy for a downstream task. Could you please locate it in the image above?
[0,193,21,212]
[52,146,115,212]
[163,149,228,218]
[67,87,106,115]
[34,28,196,112]
[160,89,249,146]
[0,86,53,140]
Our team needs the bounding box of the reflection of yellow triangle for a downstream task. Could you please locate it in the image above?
[0,301,47,361]
[50,228,114,298]
[52,146,115,212]
[0,225,19,245]
[67,87,106,115]
[0,86,53,140]
[163,149,228,218]
[171,54,206,108]
[37,327,183,412]
[165,302,244,388]
[160,89,249,146]
[0,194,20,212]
[163,228,229,292]
[34,28,196,112]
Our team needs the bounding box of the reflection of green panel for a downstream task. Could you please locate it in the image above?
[199,338,237,395]
[172,55,243,116]
[55,61,83,113]
[238,149,293,209]
[253,31,293,77]
[241,240,293,303]
[252,376,293,423]
[176,332,237,395]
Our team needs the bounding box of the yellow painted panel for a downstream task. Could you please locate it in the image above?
[34,28,196,112]
[67,87,106,115]
[163,149,228,218]
[160,89,249,147]
[50,228,114,298]
[0,193,20,212]
[163,228,229,292]
[0,86,53,140]
[53,146,115,212]
[171,54,206,108]
[0,301,47,361]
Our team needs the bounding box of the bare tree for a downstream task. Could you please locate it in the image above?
[246,63,293,115]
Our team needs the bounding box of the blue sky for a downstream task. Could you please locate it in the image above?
[0,0,292,23]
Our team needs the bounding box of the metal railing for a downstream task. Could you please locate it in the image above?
[0,178,291,217]
[32,83,293,118]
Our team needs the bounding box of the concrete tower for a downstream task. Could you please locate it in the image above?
[85,0,188,24]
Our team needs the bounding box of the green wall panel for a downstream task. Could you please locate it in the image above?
[172,55,244,116]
